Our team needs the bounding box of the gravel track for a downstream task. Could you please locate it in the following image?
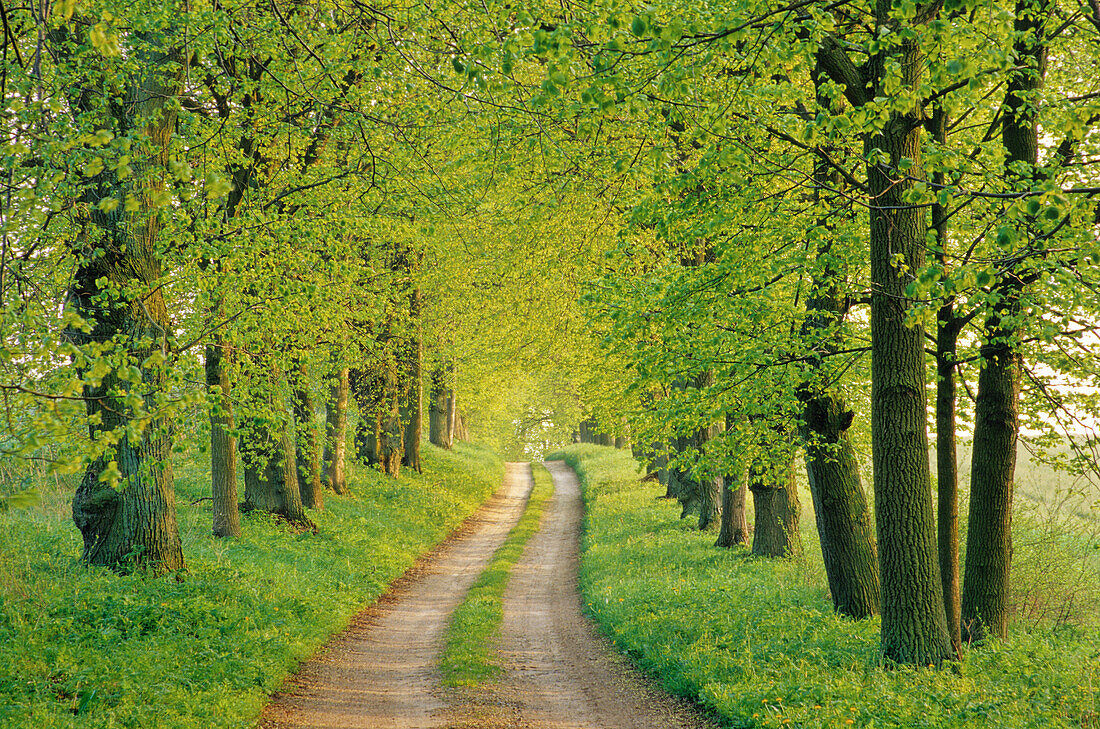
[259,460,715,729]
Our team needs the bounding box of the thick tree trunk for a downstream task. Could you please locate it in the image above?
[578,418,594,444]
[715,472,750,548]
[324,367,349,494]
[68,43,185,573]
[378,360,404,478]
[292,362,323,510]
[962,332,1021,642]
[242,414,313,527]
[750,457,800,558]
[428,365,453,449]
[241,377,313,527]
[799,85,881,618]
[865,16,953,664]
[961,0,1046,644]
[206,340,241,538]
[803,394,880,618]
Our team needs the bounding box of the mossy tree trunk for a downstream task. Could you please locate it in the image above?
[351,367,382,464]
[797,70,880,619]
[241,372,313,528]
[715,469,750,548]
[401,289,424,473]
[68,39,186,573]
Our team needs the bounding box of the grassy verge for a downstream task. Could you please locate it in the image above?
[439,462,554,688]
[0,441,503,729]
[550,443,1100,729]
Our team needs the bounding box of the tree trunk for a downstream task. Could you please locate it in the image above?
[351,367,382,464]
[324,367,349,494]
[429,365,453,449]
[68,41,186,573]
[242,415,313,527]
[799,76,880,618]
[932,103,962,651]
[750,457,800,558]
[206,340,241,538]
[446,388,458,445]
[401,291,423,473]
[961,0,1047,644]
[454,411,469,442]
[715,470,750,548]
[803,394,880,618]
[865,10,953,664]
[378,355,404,478]
[241,377,313,527]
[292,362,323,510]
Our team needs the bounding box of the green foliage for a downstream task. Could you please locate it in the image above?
[560,445,1100,729]
[0,441,502,728]
[439,463,554,688]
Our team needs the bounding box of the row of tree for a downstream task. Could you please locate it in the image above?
[2,0,1098,670]
[553,0,1100,666]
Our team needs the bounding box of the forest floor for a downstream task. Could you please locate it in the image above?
[257,460,715,729]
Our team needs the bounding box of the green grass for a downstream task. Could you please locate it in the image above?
[551,443,1100,729]
[0,440,503,729]
[439,462,554,688]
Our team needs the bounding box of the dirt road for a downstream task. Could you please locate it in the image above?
[260,460,713,729]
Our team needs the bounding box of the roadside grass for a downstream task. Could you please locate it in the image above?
[439,462,554,688]
[0,440,502,729]
[550,444,1100,729]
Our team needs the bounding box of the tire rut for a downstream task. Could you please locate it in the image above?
[259,462,534,729]
[444,460,716,729]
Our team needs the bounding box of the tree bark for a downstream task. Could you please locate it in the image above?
[429,364,454,449]
[865,8,953,663]
[803,394,881,618]
[324,367,349,494]
[68,39,186,572]
[241,374,313,527]
[750,456,800,558]
[798,75,880,618]
[351,367,382,464]
[292,362,323,510]
[931,103,962,651]
[206,340,241,538]
[715,470,750,548]
[961,0,1047,644]
[401,290,423,473]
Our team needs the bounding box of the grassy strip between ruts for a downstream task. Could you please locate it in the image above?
[0,441,503,729]
[439,462,554,688]
[548,443,1100,729]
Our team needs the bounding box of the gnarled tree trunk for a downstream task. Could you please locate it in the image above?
[68,39,186,572]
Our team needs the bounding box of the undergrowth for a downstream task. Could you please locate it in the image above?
[439,462,553,688]
[0,441,503,729]
[550,444,1100,729]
